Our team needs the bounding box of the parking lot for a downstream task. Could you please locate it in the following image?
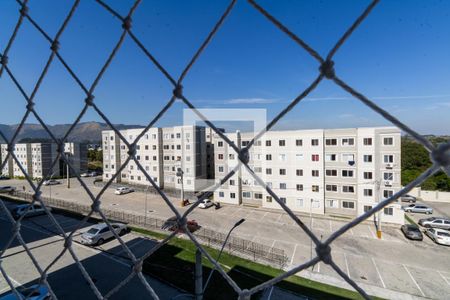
[2,179,450,299]
[0,200,180,299]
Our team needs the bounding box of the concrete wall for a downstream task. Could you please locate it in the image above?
[409,187,450,203]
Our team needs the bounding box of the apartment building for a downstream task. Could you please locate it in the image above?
[213,127,403,224]
[0,142,87,179]
[102,125,212,192]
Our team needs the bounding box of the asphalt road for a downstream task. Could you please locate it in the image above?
[2,178,450,299]
[0,200,181,300]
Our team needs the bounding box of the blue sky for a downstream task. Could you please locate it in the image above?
[1,0,450,135]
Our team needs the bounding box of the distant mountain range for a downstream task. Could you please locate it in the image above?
[0,122,144,143]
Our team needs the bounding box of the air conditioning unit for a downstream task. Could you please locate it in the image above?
[384,180,393,187]
[386,163,393,169]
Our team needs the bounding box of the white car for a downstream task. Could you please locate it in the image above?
[198,199,214,209]
[115,187,134,195]
[80,223,129,246]
[0,186,16,193]
[11,204,51,220]
[43,179,61,186]
[425,228,450,246]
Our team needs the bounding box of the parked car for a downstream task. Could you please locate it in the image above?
[0,284,49,300]
[80,172,90,177]
[419,217,450,230]
[425,228,450,246]
[400,224,423,241]
[402,204,433,214]
[43,179,60,186]
[81,171,100,177]
[11,204,51,220]
[80,223,128,246]
[161,216,200,233]
[0,175,10,180]
[114,187,134,195]
[198,199,214,209]
[400,194,417,203]
[0,186,16,193]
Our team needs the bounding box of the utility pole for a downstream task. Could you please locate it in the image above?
[375,179,382,239]
[176,161,184,205]
[66,154,70,189]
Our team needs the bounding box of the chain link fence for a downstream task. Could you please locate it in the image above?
[1,0,450,299]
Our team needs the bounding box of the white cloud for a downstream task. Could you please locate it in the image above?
[223,98,280,104]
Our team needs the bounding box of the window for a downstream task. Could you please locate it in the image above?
[342,138,355,146]
[384,155,394,163]
[296,169,303,176]
[266,154,272,161]
[325,138,337,146]
[280,197,286,204]
[279,169,286,175]
[279,154,286,161]
[364,189,373,196]
[342,170,354,177]
[218,154,224,160]
[342,154,355,163]
[266,168,272,175]
[219,192,224,197]
[312,170,319,177]
[280,183,286,189]
[229,180,235,186]
[311,139,319,146]
[363,138,372,146]
[384,207,393,215]
[311,199,320,208]
[326,185,337,192]
[296,184,303,191]
[296,198,304,207]
[363,172,373,179]
[254,193,263,199]
[242,192,251,198]
[325,154,337,162]
[266,196,272,202]
[383,137,394,145]
[383,190,394,198]
[218,141,223,147]
[364,205,372,212]
[326,169,337,176]
[384,172,394,180]
[295,154,304,161]
[254,167,262,173]
[342,185,355,193]
[312,185,319,192]
[364,155,373,162]
[296,139,302,146]
[342,201,355,209]
[312,154,319,162]
[218,166,224,173]
[326,200,339,208]
[279,140,286,146]
[265,140,271,146]
[242,140,249,147]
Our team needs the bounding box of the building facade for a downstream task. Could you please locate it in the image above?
[102,126,213,193]
[0,142,87,179]
[213,127,403,224]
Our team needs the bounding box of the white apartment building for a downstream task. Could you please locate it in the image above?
[0,142,87,179]
[213,127,403,224]
[102,126,214,193]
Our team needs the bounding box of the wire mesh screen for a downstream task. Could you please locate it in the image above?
[1,0,449,299]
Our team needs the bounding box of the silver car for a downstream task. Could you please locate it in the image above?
[425,228,450,246]
[0,186,16,193]
[81,223,128,246]
[400,194,417,203]
[11,204,51,220]
[115,187,134,195]
[419,217,450,229]
[43,179,61,186]
[402,204,433,214]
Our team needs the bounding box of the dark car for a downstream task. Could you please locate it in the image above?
[401,224,423,241]
[161,216,200,233]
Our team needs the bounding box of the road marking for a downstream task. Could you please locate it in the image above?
[350,228,354,235]
[290,244,298,266]
[276,213,283,223]
[310,217,314,229]
[317,262,320,273]
[0,276,22,293]
[329,220,332,232]
[343,253,350,278]
[367,225,376,239]
[438,271,450,286]
[403,264,425,297]
[371,257,386,288]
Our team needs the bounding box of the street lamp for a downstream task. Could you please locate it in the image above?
[47,171,58,201]
[144,184,151,226]
[202,218,245,296]
[176,166,184,205]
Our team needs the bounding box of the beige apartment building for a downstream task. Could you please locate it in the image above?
[0,142,87,179]
[102,126,215,193]
[213,127,403,224]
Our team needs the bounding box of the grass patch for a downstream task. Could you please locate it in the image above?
[133,227,381,300]
[405,214,417,225]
